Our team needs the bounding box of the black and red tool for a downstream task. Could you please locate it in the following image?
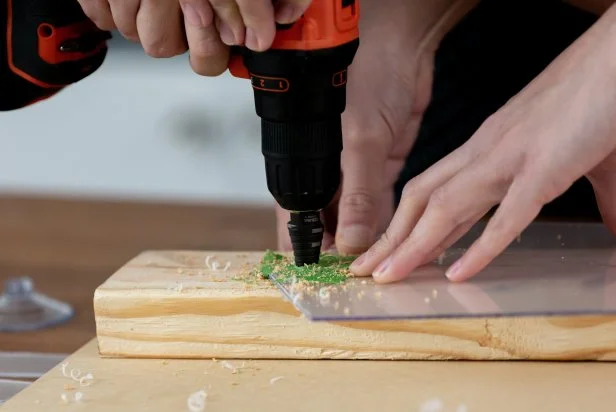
[0,0,110,111]
[229,0,360,266]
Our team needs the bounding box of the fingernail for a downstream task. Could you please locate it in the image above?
[275,4,302,24]
[181,3,205,27]
[339,225,373,250]
[245,28,260,50]
[218,22,236,45]
[446,260,462,280]
[373,256,391,277]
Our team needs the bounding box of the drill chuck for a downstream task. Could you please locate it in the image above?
[261,117,342,212]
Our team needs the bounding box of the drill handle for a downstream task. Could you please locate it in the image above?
[0,0,110,110]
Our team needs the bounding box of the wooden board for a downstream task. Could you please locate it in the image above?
[93,251,616,361]
[4,339,616,412]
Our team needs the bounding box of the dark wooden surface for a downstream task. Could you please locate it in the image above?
[0,195,276,354]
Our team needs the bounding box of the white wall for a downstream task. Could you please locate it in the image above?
[0,35,272,206]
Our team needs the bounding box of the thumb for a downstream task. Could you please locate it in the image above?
[335,139,387,256]
[275,204,293,251]
[274,0,312,24]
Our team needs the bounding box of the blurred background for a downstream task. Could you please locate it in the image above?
[0,33,277,354]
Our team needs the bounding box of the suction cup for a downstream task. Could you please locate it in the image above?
[0,277,74,332]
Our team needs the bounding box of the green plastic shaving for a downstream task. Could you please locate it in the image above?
[256,250,356,284]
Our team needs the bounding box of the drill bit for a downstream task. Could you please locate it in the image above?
[288,211,324,266]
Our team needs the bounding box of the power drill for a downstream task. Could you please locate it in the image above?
[0,0,109,111]
[229,0,360,266]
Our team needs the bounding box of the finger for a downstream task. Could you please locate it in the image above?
[137,0,186,57]
[180,0,230,75]
[373,158,508,284]
[321,190,340,251]
[588,173,616,235]
[418,211,487,268]
[274,0,311,24]
[445,176,543,282]
[334,138,388,256]
[210,0,245,46]
[77,0,115,30]
[108,0,140,41]
[377,189,395,238]
[350,144,473,277]
[275,205,292,251]
[236,0,276,51]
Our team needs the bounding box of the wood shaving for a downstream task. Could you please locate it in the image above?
[60,362,95,387]
[205,256,231,272]
[221,360,246,374]
[60,391,83,404]
[269,376,284,385]
[187,389,207,412]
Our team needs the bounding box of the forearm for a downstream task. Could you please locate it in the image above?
[358,0,479,62]
[566,0,615,15]
[410,0,481,56]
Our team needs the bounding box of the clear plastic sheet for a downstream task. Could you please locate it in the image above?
[271,222,616,321]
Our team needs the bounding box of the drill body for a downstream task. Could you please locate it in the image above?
[0,0,109,111]
[230,0,360,266]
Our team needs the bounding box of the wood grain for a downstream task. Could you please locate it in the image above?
[5,339,616,412]
[94,250,616,361]
[0,194,275,354]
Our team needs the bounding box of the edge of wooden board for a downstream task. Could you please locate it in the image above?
[93,250,616,361]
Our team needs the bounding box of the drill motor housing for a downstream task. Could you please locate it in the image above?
[229,0,360,265]
[0,0,109,111]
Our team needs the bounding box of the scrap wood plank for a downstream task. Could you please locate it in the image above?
[94,250,616,361]
[4,339,616,412]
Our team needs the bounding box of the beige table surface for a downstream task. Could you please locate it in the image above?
[2,338,616,411]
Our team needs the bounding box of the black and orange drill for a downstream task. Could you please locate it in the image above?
[230,0,360,266]
[0,0,110,111]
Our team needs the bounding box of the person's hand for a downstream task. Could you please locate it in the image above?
[350,4,616,283]
[275,0,457,254]
[76,0,310,75]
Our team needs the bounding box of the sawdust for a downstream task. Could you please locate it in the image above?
[255,250,355,284]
